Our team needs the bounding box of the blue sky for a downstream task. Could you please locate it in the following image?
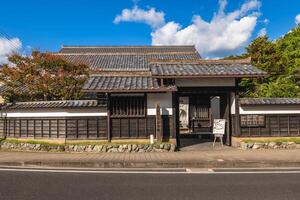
[0,0,299,59]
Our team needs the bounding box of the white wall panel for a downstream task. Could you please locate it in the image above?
[4,108,107,118]
[147,92,173,115]
[240,105,300,114]
[175,78,235,87]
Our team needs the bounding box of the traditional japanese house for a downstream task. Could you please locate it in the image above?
[0,46,267,146]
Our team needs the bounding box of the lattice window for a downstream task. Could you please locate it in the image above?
[111,96,146,117]
[241,115,265,127]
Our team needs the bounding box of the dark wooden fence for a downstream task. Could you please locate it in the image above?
[0,117,107,140]
[239,114,300,137]
[111,116,156,139]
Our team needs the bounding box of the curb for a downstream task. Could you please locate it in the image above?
[1,161,300,169]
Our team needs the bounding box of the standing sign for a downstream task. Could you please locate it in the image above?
[213,119,226,135]
[212,119,226,147]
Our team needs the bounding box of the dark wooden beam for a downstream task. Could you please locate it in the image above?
[156,104,163,142]
[234,79,241,137]
[107,93,111,142]
[173,92,180,147]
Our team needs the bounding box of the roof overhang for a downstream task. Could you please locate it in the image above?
[82,87,177,93]
[151,74,267,78]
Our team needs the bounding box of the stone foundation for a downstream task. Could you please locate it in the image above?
[240,142,300,150]
[0,140,176,153]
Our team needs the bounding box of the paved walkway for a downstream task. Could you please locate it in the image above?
[1,148,300,168]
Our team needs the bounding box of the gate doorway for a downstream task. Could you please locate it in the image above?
[176,90,232,148]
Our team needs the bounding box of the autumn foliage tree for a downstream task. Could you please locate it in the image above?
[0,51,89,102]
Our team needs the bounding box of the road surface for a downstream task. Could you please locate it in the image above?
[0,168,299,200]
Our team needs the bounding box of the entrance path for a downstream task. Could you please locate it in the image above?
[0,148,300,168]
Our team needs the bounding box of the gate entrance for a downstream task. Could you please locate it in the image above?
[176,89,232,147]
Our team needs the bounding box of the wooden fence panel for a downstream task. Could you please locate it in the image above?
[0,117,107,140]
[240,114,300,137]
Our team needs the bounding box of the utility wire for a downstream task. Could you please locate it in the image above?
[0,29,21,51]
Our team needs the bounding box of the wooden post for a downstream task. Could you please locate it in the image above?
[33,120,36,139]
[76,119,79,139]
[220,93,231,146]
[27,120,29,138]
[156,104,163,142]
[57,119,59,138]
[65,119,68,139]
[107,93,111,142]
[173,92,180,147]
[3,116,7,139]
[226,92,232,146]
[234,79,241,137]
[171,92,177,139]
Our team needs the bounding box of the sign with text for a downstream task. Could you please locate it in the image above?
[213,119,226,135]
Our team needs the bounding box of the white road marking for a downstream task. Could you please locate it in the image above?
[0,168,188,174]
[0,167,300,174]
[208,168,214,172]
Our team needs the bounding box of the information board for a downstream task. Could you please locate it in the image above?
[213,119,226,135]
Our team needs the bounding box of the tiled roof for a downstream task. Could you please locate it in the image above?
[240,98,300,105]
[59,45,198,54]
[1,100,100,110]
[83,76,176,92]
[58,53,201,71]
[150,60,267,77]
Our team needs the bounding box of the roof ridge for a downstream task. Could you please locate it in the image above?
[14,100,97,104]
[149,57,252,65]
[61,45,196,48]
[52,52,199,56]
[241,97,300,99]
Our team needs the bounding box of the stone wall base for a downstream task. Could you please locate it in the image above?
[0,140,176,153]
[240,141,300,150]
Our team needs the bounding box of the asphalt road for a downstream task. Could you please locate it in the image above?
[0,169,300,200]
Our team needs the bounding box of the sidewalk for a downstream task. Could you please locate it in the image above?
[1,148,300,169]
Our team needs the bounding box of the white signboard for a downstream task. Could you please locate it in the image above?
[213,119,226,135]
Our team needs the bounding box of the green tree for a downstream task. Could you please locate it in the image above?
[276,25,300,85]
[0,52,89,102]
[249,76,300,97]
[227,24,300,98]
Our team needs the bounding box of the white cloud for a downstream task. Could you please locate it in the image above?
[0,37,22,64]
[257,28,267,37]
[295,14,300,24]
[152,0,261,57]
[114,6,165,29]
[114,0,261,58]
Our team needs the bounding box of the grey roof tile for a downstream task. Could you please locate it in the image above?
[240,98,300,105]
[150,62,267,77]
[59,54,201,71]
[59,45,198,54]
[82,76,176,92]
[1,100,101,110]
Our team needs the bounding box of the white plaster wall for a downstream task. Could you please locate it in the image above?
[239,105,300,114]
[175,78,235,87]
[3,108,107,118]
[231,93,236,114]
[147,92,173,115]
